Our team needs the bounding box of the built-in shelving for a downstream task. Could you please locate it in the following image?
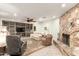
[2,20,33,37]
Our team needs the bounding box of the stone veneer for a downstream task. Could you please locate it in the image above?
[59,4,79,55]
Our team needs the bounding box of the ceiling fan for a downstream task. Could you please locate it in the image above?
[26,18,36,22]
[23,17,36,22]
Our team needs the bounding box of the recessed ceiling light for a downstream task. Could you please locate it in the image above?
[52,16,56,19]
[61,3,66,8]
[38,18,43,22]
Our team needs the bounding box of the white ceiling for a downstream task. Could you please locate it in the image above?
[0,3,77,20]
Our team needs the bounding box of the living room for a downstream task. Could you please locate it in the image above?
[0,3,79,56]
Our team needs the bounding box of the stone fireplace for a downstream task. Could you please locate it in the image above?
[59,4,79,55]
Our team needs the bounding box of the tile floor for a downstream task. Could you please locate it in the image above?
[29,44,62,56]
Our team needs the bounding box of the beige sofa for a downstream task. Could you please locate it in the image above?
[30,32,42,40]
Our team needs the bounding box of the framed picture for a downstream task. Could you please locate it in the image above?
[34,26,36,31]
[44,27,47,30]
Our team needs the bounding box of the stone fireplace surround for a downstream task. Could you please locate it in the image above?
[59,4,79,55]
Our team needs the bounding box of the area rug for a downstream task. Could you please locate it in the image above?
[22,39,45,56]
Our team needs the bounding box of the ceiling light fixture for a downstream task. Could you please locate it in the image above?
[61,3,66,8]
[52,16,56,19]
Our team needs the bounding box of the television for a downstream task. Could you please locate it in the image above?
[16,27,25,32]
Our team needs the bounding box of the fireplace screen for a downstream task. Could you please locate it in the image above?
[62,33,70,46]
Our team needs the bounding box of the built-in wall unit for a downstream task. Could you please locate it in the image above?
[58,4,79,55]
[1,18,34,37]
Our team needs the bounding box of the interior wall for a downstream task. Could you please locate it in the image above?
[0,18,2,25]
[0,20,1,25]
[46,19,59,39]
[0,17,59,40]
[34,18,59,40]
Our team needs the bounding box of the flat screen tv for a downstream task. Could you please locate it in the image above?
[16,27,25,32]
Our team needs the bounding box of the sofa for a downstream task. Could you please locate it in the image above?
[30,32,42,40]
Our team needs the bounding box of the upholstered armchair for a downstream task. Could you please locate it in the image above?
[6,35,23,56]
